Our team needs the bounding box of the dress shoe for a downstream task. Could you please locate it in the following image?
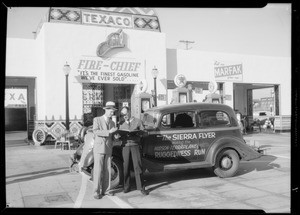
[81,167,90,176]
[102,191,114,196]
[141,189,149,196]
[123,188,130,193]
[93,193,102,199]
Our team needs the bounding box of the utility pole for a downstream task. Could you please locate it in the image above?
[179,40,195,50]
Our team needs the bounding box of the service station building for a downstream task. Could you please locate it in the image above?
[5,7,291,143]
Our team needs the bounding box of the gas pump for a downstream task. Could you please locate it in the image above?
[203,81,222,104]
[171,74,191,104]
[172,87,190,104]
[131,79,153,119]
[203,93,222,103]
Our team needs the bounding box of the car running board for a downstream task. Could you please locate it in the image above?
[163,161,212,171]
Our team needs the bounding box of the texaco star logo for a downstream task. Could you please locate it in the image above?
[174,74,187,88]
[208,81,217,93]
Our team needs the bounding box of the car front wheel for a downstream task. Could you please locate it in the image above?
[79,157,123,189]
[213,149,240,178]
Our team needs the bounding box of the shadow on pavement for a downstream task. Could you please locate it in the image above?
[6,168,70,185]
[6,167,69,179]
[141,168,216,192]
[129,155,279,193]
[5,140,29,147]
[236,155,278,176]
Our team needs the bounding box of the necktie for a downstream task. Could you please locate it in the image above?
[105,118,109,130]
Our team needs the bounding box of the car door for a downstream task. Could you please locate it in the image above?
[197,109,238,161]
[140,110,159,159]
[144,110,201,163]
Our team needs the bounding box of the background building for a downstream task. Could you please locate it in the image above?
[166,49,290,117]
[5,7,291,142]
[6,7,167,141]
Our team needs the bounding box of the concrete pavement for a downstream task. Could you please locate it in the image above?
[5,131,119,208]
[5,131,291,212]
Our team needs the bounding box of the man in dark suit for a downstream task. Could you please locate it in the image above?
[119,106,149,195]
[92,101,118,199]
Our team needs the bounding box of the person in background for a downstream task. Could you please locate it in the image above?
[92,101,118,199]
[263,117,274,131]
[235,110,246,134]
[119,106,149,195]
[161,115,168,128]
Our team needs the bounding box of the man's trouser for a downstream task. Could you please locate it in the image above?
[122,145,144,190]
[93,152,111,194]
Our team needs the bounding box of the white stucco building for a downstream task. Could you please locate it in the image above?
[5,7,291,142]
[166,49,290,115]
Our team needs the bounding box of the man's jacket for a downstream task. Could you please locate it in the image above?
[93,116,115,155]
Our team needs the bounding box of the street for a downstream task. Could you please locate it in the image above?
[5,131,290,212]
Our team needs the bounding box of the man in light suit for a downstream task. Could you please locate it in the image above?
[93,101,118,199]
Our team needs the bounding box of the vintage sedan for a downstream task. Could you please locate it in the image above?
[73,103,262,188]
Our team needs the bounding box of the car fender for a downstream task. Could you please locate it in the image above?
[206,136,262,166]
[81,136,123,166]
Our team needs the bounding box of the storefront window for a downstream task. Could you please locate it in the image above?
[113,84,134,121]
[82,83,104,126]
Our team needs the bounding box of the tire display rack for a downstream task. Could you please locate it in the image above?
[32,120,83,146]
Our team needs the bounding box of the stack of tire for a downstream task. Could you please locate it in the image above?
[32,125,89,146]
[32,128,47,146]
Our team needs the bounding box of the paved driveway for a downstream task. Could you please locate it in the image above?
[74,133,291,212]
[5,132,291,212]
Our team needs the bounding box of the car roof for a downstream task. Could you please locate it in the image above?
[146,102,234,114]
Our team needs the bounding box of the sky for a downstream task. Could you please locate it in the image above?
[156,5,291,57]
[6,5,291,57]
[5,5,291,99]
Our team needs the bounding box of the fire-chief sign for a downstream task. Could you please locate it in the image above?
[75,57,144,84]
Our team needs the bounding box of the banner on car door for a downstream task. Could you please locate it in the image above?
[153,131,216,159]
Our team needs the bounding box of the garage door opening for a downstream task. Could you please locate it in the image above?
[5,87,28,132]
[233,83,279,132]
[253,87,276,120]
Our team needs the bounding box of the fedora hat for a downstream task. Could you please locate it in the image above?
[103,101,117,110]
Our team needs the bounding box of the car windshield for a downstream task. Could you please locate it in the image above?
[142,110,159,129]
